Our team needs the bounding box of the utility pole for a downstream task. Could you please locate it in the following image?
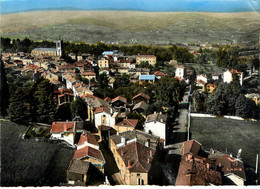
[256,154,259,185]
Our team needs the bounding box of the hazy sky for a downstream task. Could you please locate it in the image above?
[1,0,259,13]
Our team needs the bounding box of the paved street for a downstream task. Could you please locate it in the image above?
[165,108,187,155]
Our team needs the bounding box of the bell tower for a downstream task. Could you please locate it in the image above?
[56,40,63,57]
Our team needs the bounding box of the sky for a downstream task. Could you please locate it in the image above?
[1,0,259,14]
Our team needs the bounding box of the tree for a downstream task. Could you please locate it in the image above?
[56,103,72,121]
[70,97,88,120]
[0,60,9,116]
[235,94,257,119]
[94,73,113,98]
[153,76,186,107]
[113,73,130,89]
[8,88,29,124]
[29,77,56,123]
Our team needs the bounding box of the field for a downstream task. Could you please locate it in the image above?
[1,11,260,44]
[1,119,75,186]
[190,117,260,184]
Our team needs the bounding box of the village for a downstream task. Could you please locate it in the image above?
[1,39,260,186]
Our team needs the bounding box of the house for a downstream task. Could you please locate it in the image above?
[176,140,222,186]
[73,145,106,172]
[216,156,246,186]
[144,112,168,145]
[203,83,216,93]
[196,79,206,93]
[132,101,149,114]
[139,75,156,84]
[196,74,208,83]
[114,119,138,133]
[98,58,109,68]
[50,121,77,145]
[181,140,202,156]
[136,55,157,66]
[76,131,99,150]
[57,90,74,106]
[110,131,160,185]
[66,159,91,185]
[175,65,186,79]
[83,95,109,123]
[128,68,150,81]
[62,72,78,89]
[153,71,167,79]
[81,71,96,81]
[41,71,59,82]
[94,107,118,128]
[223,69,243,86]
[132,93,150,105]
[212,73,220,80]
[56,64,75,72]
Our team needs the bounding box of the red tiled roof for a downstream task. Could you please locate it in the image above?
[77,131,99,146]
[117,141,155,173]
[230,69,242,74]
[58,93,74,97]
[132,93,150,101]
[196,79,206,85]
[94,107,111,114]
[216,156,246,180]
[111,96,127,104]
[116,119,138,128]
[81,71,96,76]
[51,121,75,133]
[29,64,39,70]
[153,71,167,76]
[174,76,183,82]
[177,65,186,69]
[73,146,105,162]
[104,97,112,102]
[182,140,201,156]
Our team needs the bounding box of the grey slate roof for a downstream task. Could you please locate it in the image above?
[111,130,159,150]
[32,48,57,52]
[133,101,149,111]
[67,159,90,174]
[145,113,167,123]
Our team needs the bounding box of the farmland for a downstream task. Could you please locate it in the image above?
[1,11,260,44]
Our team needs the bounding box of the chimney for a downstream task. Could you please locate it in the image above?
[121,136,126,145]
[160,119,163,123]
[150,150,152,157]
[159,111,162,114]
[128,160,130,167]
[147,158,150,163]
[154,111,156,114]
[206,163,210,170]
[121,150,123,156]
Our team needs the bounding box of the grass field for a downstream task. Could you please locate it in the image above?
[190,117,260,185]
[1,11,259,44]
[1,119,75,186]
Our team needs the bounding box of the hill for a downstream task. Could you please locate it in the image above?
[1,11,260,44]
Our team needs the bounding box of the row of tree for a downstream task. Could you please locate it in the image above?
[1,37,194,62]
[192,82,258,119]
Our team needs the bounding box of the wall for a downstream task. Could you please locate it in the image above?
[144,122,165,145]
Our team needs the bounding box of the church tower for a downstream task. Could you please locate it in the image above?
[56,40,63,56]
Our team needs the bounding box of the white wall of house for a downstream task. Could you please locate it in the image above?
[144,121,166,145]
[51,132,74,146]
[223,70,232,84]
[226,174,244,186]
[175,67,185,79]
[196,74,208,83]
[95,112,115,128]
[77,141,99,150]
